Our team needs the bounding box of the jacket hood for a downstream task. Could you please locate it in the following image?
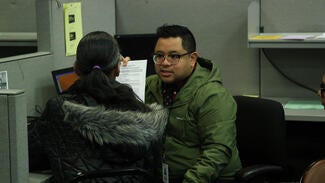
[196,57,222,84]
[177,57,223,102]
[145,57,223,105]
[62,101,168,148]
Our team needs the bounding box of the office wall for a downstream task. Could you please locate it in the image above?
[115,0,259,96]
[2,0,324,115]
[0,0,116,116]
[260,0,325,99]
[116,0,325,100]
[0,0,36,32]
[0,1,38,58]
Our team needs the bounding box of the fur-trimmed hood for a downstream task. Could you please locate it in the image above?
[62,101,168,148]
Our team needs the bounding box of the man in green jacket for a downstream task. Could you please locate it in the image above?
[145,24,242,183]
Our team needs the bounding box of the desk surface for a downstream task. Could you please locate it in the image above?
[284,108,325,122]
[265,97,325,122]
[29,172,52,183]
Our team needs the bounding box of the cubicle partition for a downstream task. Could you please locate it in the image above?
[0,89,28,183]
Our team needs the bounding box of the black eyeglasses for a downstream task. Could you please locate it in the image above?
[152,52,191,65]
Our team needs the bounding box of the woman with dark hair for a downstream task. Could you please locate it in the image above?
[39,31,168,183]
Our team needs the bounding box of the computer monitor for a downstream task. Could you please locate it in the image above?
[114,33,157,76]
[51,67,79,94]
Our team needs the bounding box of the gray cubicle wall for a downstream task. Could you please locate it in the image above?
[0,89,28,183]
[259,0,325,99]
[115,0,259,96]
[116,0,325,100]
[0,1,36,32]
[0,1,38,58]
[2,0,324,116]
[0,0,116,116]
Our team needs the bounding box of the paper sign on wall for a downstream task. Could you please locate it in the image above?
[0,71,8,89]
[63,2,83,56]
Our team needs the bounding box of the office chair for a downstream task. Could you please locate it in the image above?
[233,96,287,183]
[300,158,325,183]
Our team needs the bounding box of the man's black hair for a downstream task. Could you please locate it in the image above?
[156,24,196,53]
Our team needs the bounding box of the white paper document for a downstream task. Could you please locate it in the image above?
[315,33,325,39]
[280,35,315,40]
[116,60,147,102]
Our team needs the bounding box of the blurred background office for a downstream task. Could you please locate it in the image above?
[1,0,325,181]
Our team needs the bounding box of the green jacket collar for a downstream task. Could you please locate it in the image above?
[146,57,222,106]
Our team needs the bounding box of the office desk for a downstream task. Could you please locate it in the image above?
[266,97,325,122]
[29,172,52,183]
[283,100,325,122]
[285,108,325,122]
[285,119,325,178]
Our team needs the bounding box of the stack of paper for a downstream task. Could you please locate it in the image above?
[315,33,325,39]
[279,35,315,40]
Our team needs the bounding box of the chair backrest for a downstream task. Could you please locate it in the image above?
[300,159,325,183]
[233,96,286,168]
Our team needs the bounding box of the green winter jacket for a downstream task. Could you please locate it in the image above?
[145,57,242,183]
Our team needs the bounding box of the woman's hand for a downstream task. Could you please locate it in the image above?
[120,55,131,66]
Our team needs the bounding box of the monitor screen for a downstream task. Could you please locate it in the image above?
[114,33,157,76]
[51,67,79,94]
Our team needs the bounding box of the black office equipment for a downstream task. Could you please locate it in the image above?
[233,96,288,182]
[51,67,78,94]
[114,33,157,76]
